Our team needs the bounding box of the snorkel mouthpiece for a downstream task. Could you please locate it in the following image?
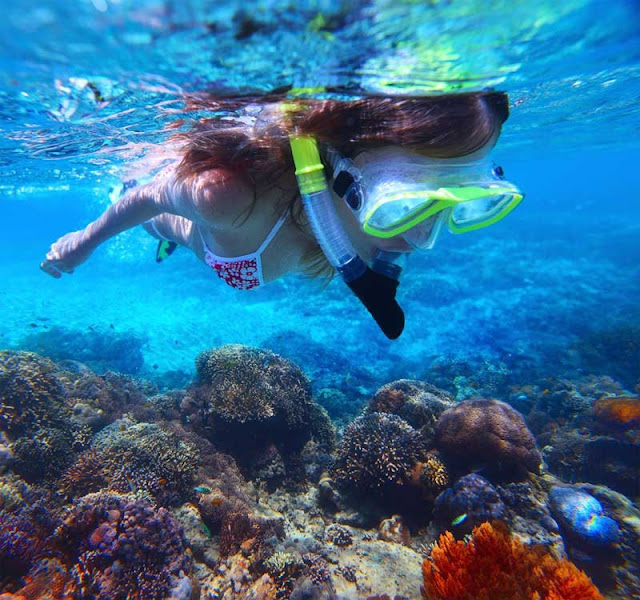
[289,136,405,339]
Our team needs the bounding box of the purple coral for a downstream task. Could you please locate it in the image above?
[433,473,506,537]
[56,492,192,600]
[0,482,60,589]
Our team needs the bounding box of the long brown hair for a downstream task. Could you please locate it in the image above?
[171,91,509,276]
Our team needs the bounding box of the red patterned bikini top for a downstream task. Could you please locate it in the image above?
[198,211,289,290]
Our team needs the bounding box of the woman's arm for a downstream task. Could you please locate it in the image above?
[40,182,168,278]
[40,167,254,278]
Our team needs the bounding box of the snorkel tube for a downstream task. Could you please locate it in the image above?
[289,136,405,339]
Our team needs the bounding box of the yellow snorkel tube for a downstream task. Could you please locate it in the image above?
[289,136,405,339]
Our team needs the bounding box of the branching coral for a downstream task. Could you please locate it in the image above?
[0,351,68,436]
[186,345,330,476]
[83,421,199,506]
[421,522,603,600]
[332,413,427,495]
[410,451,449,493]
[193,344,312,429]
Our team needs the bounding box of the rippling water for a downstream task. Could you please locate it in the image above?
[1,0,638,189]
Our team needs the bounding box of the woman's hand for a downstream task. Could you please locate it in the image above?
[40,230,95,278]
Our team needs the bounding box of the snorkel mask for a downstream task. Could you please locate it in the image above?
[288,139,524,340]
[327,147,524,249]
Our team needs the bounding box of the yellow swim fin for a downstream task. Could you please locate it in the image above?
[155,240,178,263]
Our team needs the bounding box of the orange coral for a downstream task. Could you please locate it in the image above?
[593,396,640,427]
[421,522,602,600]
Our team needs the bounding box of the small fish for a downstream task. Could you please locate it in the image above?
[126,476,137,494]
[110,323,114,329]
[451,513,468,526]
[194,486,212,494]
[262,358,272,368]
[158,478,167,486]
[29,323,38,328]
[210,497,223,506]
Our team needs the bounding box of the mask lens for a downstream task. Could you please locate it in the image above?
[449,188,522,231]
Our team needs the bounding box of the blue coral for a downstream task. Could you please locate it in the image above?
[549,486,621,548]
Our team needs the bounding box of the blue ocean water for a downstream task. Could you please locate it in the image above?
[1,1,639,599]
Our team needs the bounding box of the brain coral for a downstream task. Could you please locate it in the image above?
[593,396,640,429]
[368,379,456,444]
[435,398,541,478]
[331,413,427,495]
[185,345,327,464]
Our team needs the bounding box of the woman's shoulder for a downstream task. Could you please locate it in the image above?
[176,167,256,230]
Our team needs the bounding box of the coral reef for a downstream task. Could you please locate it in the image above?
[516,376,627,425]
[577,483,640,599]
[422,521,603,600]
[548,486,621,549]
[432,474,506,538]
[19,325,146,374]
[425,357,516,401]
[409,451,450,496]
[0,351,90,482]
[314,387,358,427]
[435,398,541,479]
[331,413,427,498]
[63,370,158,429]
[184,345,333,478]
[593,395,640,428]
[0,482,61,592]
[56,491,192,600]
[533,384,640,498]
[0,351,68,437]
[495,480,563,552]
[368,380,456,445]
[69,420,199,506]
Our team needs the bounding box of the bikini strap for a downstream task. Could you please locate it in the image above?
[255,209,289,253]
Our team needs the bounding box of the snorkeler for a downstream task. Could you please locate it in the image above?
[40,92,523,339]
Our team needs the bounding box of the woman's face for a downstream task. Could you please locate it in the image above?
[336,146,442,257]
